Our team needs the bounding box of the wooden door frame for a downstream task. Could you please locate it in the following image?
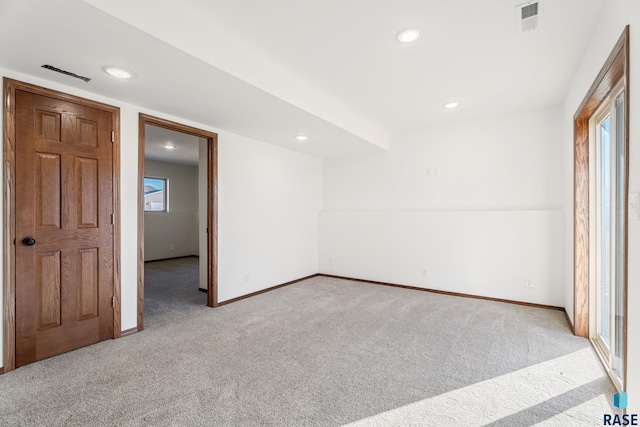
[3,78,122,373]
[137,114,218,331]
[573,26,629,387]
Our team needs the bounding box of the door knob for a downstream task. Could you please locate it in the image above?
[22,237,36,246]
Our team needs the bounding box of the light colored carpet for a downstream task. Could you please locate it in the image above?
[0,259,619,426]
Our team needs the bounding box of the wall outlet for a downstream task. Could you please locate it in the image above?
[169,244,175,251]
[329,257,335,266]
[630,192,639,220]
[524,278,533,288]
[421,267,429,277]
[244,273,250,283]
[426,168,440,177]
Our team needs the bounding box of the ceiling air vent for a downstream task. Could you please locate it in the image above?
[515,1,539,33]
[41,64,91,83]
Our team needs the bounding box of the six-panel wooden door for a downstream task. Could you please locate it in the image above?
[15,89,114,367]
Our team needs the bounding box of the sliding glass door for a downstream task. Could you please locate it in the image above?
[593,83,625,388]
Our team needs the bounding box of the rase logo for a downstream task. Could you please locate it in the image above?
[604,392,638,426]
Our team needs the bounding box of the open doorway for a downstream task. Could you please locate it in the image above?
[138,114,217,332]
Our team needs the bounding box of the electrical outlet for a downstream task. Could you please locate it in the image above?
[421,267,429,277]
[244,273,249,283]
[630,192,639,220]
[329,257,334,266]
[524,279,533,288]
[169,244,175,250]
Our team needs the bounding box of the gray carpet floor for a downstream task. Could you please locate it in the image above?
[0,258,619,426]
[143,256,207,328]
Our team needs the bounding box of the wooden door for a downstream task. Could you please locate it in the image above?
[15,89,114,367]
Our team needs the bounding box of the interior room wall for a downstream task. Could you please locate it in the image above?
[0,67,322,367]
[561,0,639,410]
[143,159,198,261]
[320,105,565,306]
[217,131,322,302]
[198,138,207,291]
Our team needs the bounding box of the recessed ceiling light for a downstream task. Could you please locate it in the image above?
[163,144,176,150]
[443,102,460,109]
[396,28,421,43]
[295,135,308,142]
[103,66,134,79]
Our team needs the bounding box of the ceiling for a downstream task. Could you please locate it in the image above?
[0,0,607,159]
[145,125,201,166]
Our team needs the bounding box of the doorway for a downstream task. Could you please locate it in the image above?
[137,114,218,332]
[591,80,626,390]
[3,78,121,372]
[573,27,629,390]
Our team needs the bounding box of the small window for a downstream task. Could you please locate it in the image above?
[144,177,167,212]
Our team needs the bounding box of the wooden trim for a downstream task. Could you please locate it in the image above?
[0,367,4,375]
[208,130,218,308]
[217,273,563,312]
[573,115,590,338]
[120,327,138,337]
[3,78,17,373]
[138,114,218,329]
[144,255,199,263]
[217,274,320,307]
[112,98,122,340]
[320,274,565,311]
[2,78,121,372]
[573,27,629,340]
[137,115,146,331]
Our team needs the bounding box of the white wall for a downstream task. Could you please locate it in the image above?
[217,132,322,301]
[198,138,207,291]
[144,160,198,261]
[561,0,640,410]
[0,68,323,368]
[320,210,563,304]
[321,106,565,306]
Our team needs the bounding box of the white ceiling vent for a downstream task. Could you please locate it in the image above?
[515,1,539,33]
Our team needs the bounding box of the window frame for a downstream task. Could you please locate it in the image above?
[143,176,168,213]
[589,80,625,391]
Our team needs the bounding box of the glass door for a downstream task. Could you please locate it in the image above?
[593,86,625,388]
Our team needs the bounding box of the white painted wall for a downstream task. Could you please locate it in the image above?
[320,210,563,305]
[0,68,322,368]
[321,106,565,306]
[561,0,640,411]
[144,160,198,261]
[217,132,322,301]
[198,138,207,291]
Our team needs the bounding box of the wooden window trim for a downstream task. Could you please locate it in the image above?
[573,26,629,390]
